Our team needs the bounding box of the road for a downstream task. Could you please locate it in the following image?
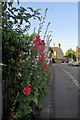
[39,63,80,119]
[53,63,79,118]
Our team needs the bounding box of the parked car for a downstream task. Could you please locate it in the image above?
[68,61,79,66]
[68,61,73,65]
[72,61,79,66]
[62,60,67,63]
[62,60,70,63]
[66,60,70,63]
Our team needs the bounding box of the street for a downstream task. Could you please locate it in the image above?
[54,63,79,118]
[39,63,80,119]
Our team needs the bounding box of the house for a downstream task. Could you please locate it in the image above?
[51,43,64,62]
[76,47,80,62]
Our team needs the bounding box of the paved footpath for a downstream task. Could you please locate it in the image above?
[39,64,80,119]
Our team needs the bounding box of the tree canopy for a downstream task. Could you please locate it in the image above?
[64,48,76,61]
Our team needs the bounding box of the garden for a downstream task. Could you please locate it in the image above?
[2,1,53,120]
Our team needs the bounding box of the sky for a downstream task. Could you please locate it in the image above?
[13,2,78,54]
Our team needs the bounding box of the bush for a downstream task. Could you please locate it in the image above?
[2,2,52,120]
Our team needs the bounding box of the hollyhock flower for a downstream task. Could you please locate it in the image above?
[45,85,48,88]
[29,84,31,87]
[35,46,38,52]
[39,61,43,66]
[43,63,47,71]
[44,63,47,67]
[18,62,20,66]
[33,39,37,45]
[36,36,40,42]
[18,59,21,62]
[39,58,43,62]
[43,66,46,71]
[10,111,14,119]
[23,86,31,95]
[50,57,52,61]
[45,78,47,80]
[40,51,45,56]
[35,54,37,59]
[40,45,44,51]
[41,40,46,45]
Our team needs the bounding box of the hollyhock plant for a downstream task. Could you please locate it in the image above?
[33,36,40,52]
[45,85,48,88]
[43,63,47,71]
[10,111,14,119]
[29,84,31,87]
[41,40,46,46]
[18,62,21,66]
[50,57,52,61]
[40,45,45,51]
[35,54,37,59]
[23,86,31,95]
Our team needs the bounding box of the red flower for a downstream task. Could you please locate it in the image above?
[39,61,43,66]
[44,63,47,67]
[40,45,44,51]
[39,57,43,62]
[33,36,40,52]
[43,66,46,71]
[40,51,45,56]
[23,86,31,95]
[43,63,47,71]
[10,111,14,119]
[36,36,40,42]
[18,62,20,66]
[35,54,37,59]
[41,40,46,45]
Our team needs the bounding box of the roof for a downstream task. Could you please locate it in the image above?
[51,47,58,52]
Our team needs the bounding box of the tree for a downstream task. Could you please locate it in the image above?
[64,48,76,61]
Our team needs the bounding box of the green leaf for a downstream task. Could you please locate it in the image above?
[35,16,41,21]
[27,7,34,12]
[33,97,38,105]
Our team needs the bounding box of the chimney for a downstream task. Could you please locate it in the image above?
[58,43,60,48]
[53,43,55,47]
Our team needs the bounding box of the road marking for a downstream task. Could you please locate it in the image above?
[63,69,80,89]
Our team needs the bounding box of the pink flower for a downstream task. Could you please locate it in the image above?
[45,78,47,80]
[41,40,46,46]
[29,84,31,87]
[10,111,14,119]
[50,57,52,61]
[45,85,48,88]
[23,86,31,95]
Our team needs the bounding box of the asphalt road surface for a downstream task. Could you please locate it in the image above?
[54,63,79,118]
[39,63,80,119]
